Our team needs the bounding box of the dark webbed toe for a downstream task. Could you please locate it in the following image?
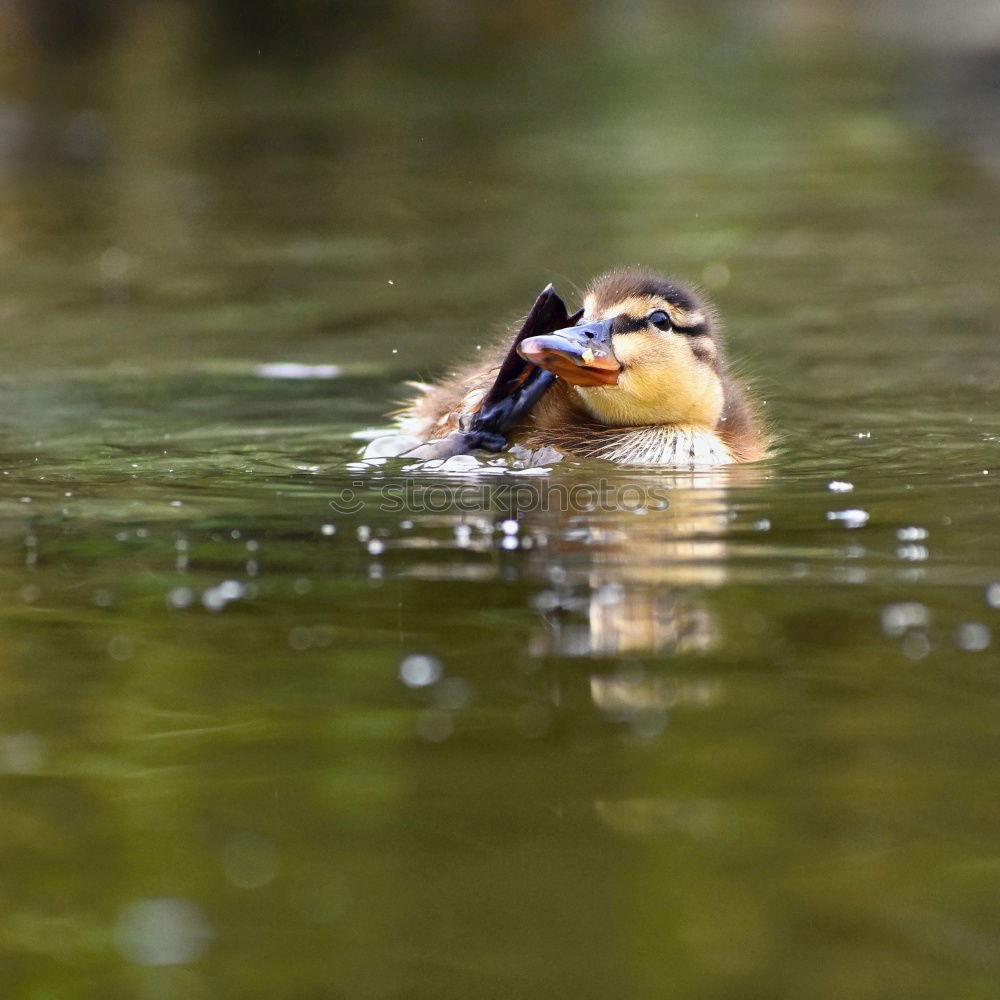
[460,284,580,453]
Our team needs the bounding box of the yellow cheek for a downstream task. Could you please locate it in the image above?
[578,336,724,428]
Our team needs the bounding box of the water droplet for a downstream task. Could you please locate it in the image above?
[955,623,991,652]
[900,632,931,660]
[701,260,730,289]
[399,654,442,688]
[629,708,668,741]
[202,580,244,612]
[827,509,869,528]
[288,627,313,651]
[108,636,135,661]
[115,898,212,966]
[433,677,472,711]
[416,709,454,743]
[167,586,194,610]
[100,246,128,283]
[222,833,279,890]
[92,588,114,608]
[880,602,928,638]
[254,363,340,379]
[0,732,45,774]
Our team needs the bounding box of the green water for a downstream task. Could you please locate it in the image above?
[3,5,1000,998]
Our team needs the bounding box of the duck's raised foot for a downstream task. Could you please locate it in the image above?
[455,284,580,452]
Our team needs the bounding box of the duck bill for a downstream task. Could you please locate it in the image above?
[517,319,621,387]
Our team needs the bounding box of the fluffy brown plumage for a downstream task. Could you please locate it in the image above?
[394,268,770,466]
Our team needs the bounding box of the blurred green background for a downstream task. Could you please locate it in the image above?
[2,2,1000,999]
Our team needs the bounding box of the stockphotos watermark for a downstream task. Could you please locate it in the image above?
[328,479,671,516]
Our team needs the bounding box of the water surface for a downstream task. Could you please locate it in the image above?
[2,6,1000,998]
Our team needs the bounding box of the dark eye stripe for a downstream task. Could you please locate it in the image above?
[611,314,708,336]
[674,320,708,336]
[611,315,647,334]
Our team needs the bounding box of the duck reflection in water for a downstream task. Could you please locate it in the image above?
[515,464,764,659]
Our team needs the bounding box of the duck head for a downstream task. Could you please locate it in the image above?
[517,268,727,429]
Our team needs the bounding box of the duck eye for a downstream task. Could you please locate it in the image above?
[648,310,671,330]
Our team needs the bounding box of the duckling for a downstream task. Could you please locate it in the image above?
[382,268,769,467]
